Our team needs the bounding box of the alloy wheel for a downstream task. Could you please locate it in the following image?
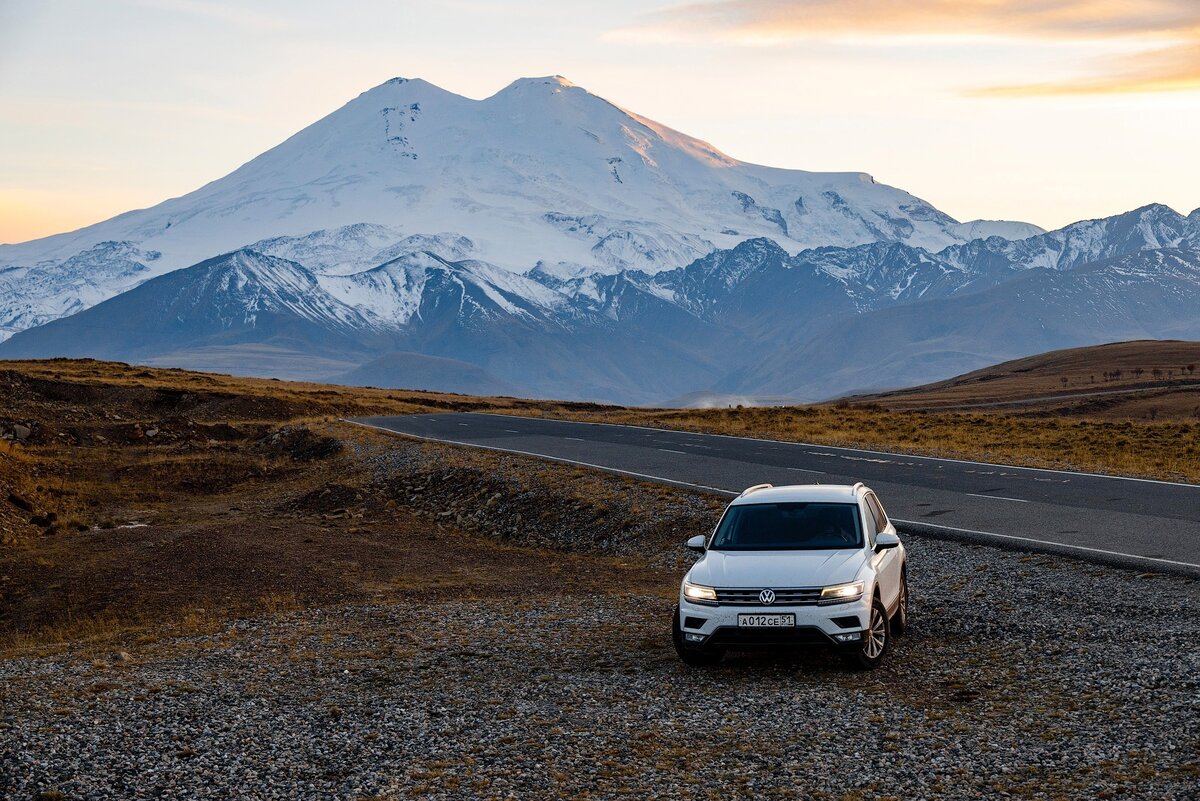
[864,604,887,659]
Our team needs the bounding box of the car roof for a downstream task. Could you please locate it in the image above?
[729,483,864,506]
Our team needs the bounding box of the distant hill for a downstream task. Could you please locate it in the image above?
[848,340,1200,420]
[331,352,524,397]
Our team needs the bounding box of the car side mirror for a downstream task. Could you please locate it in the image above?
[686,535,706,553]
[875,532,900,551]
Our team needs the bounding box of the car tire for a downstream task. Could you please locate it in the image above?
[671,605,723,667]
[845,596,890,670]
[892,568,909,636]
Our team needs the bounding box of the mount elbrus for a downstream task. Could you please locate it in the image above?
[2,76,1197,403]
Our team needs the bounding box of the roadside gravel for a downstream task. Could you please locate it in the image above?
[3,533,1198,800]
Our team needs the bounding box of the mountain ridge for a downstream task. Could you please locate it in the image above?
[4,206,1198,403]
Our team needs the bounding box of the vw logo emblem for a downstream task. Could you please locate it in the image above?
[759,589,776,605]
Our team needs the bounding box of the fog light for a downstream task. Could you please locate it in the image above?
[685,633,706,642]
[833,632,861,643]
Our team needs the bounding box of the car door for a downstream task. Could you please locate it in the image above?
[865,492,902,612]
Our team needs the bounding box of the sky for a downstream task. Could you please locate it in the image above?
[2,0,1198,244]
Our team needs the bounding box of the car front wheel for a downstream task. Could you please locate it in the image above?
[845,597,890,670]
[892,569,909,636]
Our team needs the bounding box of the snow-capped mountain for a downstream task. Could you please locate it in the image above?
[728,247,1200,399]
[942,203,1200,276]
[1,74,1196,402]
[0,241,160,341]
[0,245,726,401]
[0,74,1043,341]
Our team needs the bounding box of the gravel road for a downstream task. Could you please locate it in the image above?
[3,534,1198,800]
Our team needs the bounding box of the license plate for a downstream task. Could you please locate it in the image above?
[737,613,796,628]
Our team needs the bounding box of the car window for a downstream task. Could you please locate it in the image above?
[861,498,877,546]
[865,493,889,533]
[709,502,863,550]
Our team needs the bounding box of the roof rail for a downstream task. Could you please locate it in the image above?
[739,483,774,498]
[851,481,866,494]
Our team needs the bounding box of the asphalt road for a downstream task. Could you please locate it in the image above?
[350,412,1200,576]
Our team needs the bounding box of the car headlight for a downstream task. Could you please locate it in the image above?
[819,581,864,605]
[683,581,717,605]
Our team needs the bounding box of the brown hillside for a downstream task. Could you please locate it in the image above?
[848,340,1200,420]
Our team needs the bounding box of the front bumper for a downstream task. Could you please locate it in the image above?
[678,594,870,649]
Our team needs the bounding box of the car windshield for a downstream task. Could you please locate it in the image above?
[709,502,863,551]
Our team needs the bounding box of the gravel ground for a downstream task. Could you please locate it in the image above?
[3,535,1198,800]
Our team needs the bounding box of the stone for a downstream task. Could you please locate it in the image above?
[6,494,32,513]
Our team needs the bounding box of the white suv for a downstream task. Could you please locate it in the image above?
[673,482,908,670]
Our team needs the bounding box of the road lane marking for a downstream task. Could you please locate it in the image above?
[565,437,584,441]
[787,467,827,474]
[658,448,687,454]
[966,493,1029,503]
[504,429,520,433]
[345,419,1200,574]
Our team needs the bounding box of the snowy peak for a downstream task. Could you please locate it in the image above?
[0,74,1043,307]
[175,249,372,333]
[319,249,570,330]
[0,240,160,341]
[494,75,578,94]
[251,225,475,276]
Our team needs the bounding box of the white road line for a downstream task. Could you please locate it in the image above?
[463,412,1199,489]
[504,429,520,434]
[787,467,827,474]
[966,493,1029,503]
[344,419,1200,573]
[564,437,585,441]
[457,423,469,426]
[658,448,687,455]
[892,518,1200,570]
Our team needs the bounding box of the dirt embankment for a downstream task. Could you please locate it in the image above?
[0,359,715,642]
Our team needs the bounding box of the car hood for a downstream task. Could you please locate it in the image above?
[688,549,865,588]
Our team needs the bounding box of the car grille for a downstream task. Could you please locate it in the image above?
[714,587,822,606]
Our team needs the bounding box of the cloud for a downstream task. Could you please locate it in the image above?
[619,0,1200,95]
[974,40,1200,96]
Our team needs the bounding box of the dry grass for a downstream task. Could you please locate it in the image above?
[0,359,680,656]
[0,356,589,422]
[850,340,1200,419]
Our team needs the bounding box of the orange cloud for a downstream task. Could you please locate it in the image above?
[623,0,1200,95]
[975,40,1200,95]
